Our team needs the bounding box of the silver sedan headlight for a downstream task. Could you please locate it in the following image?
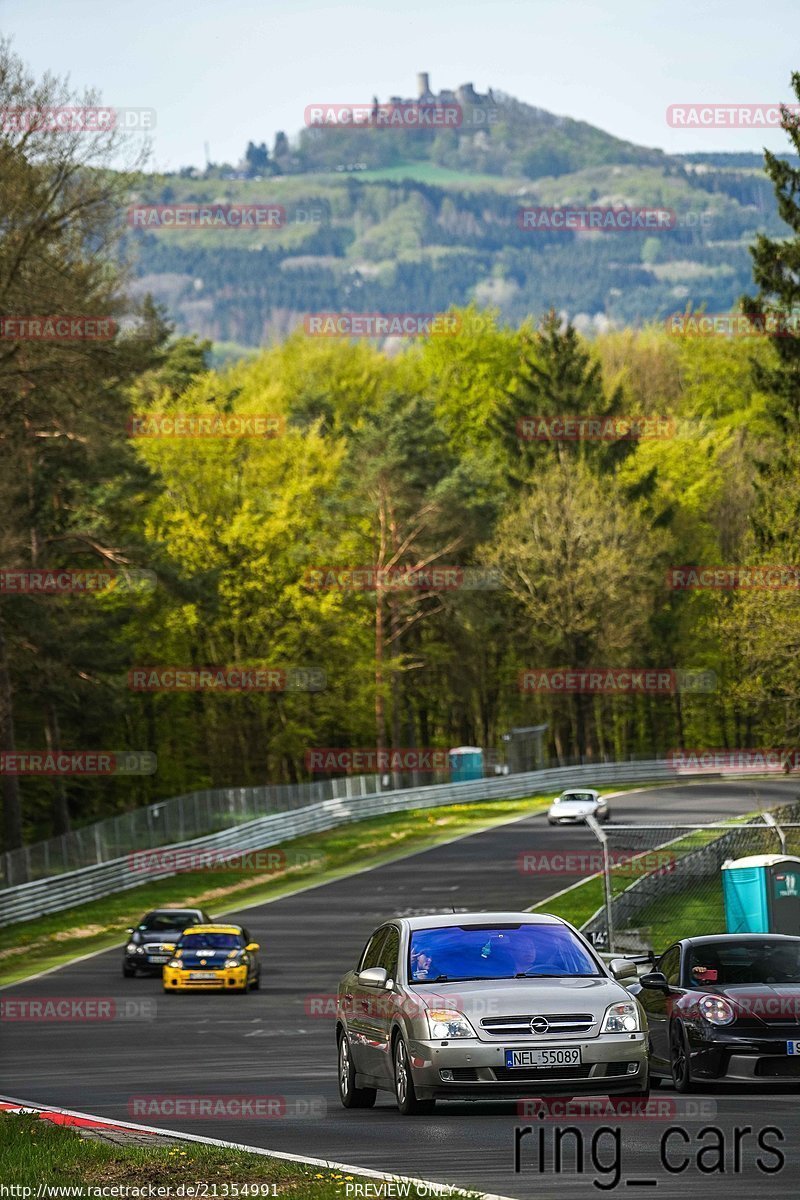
[426,1008,477,1039]
[601,1000,641,1033]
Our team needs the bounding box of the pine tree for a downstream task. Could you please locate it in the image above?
[743,72,800,428]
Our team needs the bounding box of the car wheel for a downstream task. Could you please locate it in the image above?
[337,1032,376,1109]
[669,1022,695,1093]
[251,971,261,991]
[393,1035,435,1115]
[122,963,136,978]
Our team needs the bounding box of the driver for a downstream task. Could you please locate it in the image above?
[410,946,433,980]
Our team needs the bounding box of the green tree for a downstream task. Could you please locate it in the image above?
[0,42,165,850]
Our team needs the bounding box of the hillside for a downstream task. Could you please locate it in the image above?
[124,79,788,351]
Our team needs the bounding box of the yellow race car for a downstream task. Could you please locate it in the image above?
[162,923,261,992]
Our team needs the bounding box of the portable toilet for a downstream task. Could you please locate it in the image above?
[449,746,484,782]
[721,854,800,934]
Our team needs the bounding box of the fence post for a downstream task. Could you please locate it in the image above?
[762,811,787,853]
[586,814,614,953]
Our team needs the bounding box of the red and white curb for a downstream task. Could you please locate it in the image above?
[0,1094,516,1200]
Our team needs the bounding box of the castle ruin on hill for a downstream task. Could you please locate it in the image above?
[387,73,495,109]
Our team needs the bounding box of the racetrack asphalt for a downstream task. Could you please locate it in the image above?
[3,778,800,1198]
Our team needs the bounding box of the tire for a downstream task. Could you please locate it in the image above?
[337,1032,376,1109]
[669,1021,695,1093]
[251,971,261,991]
[122,963,136,978]
[393,1035,435,1115]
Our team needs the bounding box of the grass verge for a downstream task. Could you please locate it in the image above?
[0,1113,477,1197]
[531,811,767,948]
[0,795,555,987]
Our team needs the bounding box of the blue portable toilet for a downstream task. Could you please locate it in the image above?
[449,746,484,782]
[721,854,800,934]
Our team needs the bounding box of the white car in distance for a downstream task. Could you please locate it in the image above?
[547,788,610,826]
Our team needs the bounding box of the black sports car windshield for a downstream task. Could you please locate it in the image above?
[178,933,244,951]
[408,924,601,982]
[139,912,199,932]
[687,940,800,986]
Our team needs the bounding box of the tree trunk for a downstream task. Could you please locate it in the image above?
[44,702,70,835]
[375,585,386,783]
[0,608,23,850]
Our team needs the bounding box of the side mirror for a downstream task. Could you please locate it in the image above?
[358,966,389,989]
[609,957,639,982]
[639,971,670,992]
[246,942,260,952]
[126,928,134,935]
[162,943,176,953]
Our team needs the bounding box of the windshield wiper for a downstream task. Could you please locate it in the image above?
[422,974,511,983]
[514,971,597,978]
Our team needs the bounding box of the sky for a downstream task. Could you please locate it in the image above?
[1,0,799,171]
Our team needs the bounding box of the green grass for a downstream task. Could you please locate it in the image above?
[0,795,556,986]
[0,1113,478,1198]
[634,877,725,950]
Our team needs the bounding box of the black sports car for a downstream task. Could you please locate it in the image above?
[123,908,212,976]
[631,933,800,1089]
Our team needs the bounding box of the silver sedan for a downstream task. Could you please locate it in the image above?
[336,912,648,1114]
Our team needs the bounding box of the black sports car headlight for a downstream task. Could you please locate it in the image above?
[698,994,735,1025]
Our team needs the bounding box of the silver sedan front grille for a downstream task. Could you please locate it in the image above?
[480,1012,596,1037]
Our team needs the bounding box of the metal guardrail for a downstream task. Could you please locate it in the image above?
[0,759,682,926]
[0,773,394,888]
